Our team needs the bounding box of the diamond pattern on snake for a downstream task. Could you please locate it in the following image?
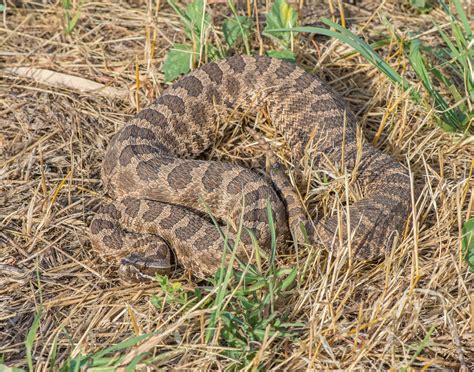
[89,55,411,282]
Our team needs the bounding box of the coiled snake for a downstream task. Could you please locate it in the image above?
[90,55,411,282]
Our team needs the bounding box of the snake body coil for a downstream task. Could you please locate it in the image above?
[90,55,411,281]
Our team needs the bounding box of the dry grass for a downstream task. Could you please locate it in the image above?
[1,0,473,370]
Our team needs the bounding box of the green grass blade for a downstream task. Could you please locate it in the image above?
[204,199,245,344]
[92,333,155,361]
[67,9,82,34]
[48,329,60,371]
[266,199,277,267]
[279,267,297,291]
[403,325,436,370]
[266,23,417,101]
[443,0,472,39]
[434,23,462,62]
[408,38,465,131]
[25,306,43,372]
[125,352,151,371]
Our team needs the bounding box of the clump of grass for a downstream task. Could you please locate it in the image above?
[269,0,473,133]
[203,201,302,367]
[407,0,473,132]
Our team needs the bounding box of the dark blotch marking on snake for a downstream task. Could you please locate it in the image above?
[142,200,167,222]
[137,108,166,125]
[90,219,115,234]
[167,162,195,191]
[228,55,246,73]
[121,197,141,219]
[160,95,185,115]
[174,75,204,97]
[255,55,272,74]
[103,231,124,250]
[201,165,224,193]
[119,124,156,142]
[101,204,122,220]
[275,62,296,79]
[175,220,202,241]
[136,157,175,182]
[201,62,223,84]
[119,144,165,167]
[225,76,240,98]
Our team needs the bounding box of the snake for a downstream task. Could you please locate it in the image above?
[89,55,411,282]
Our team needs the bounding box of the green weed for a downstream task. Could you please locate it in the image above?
[223,0,253,54]
[202,200,303,368]
[164,0,214,82]
[150,275,204,309]
[62,0,82,35]
[263,0,297,62]
[162,0,300,81]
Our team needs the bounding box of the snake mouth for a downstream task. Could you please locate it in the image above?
[119,253,174,283]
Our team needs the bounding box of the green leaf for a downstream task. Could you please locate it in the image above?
[223,15,253,47]
[163,44,193,82]
[0,4,5,12]
[462,218,474,272]
[263,0,297,48]
[206,44,222,61]
[150,295,163,308]
[125,352,151,372]
[409,0,432,13]
[266,49,296,63]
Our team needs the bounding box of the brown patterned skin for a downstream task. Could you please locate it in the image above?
[90,55,411,282]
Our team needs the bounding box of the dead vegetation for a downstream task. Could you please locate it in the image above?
[0,0,473,370]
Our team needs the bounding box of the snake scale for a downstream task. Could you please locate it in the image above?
[90,55,411,282]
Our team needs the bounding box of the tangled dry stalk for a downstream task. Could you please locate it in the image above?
[1,0,473,369]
